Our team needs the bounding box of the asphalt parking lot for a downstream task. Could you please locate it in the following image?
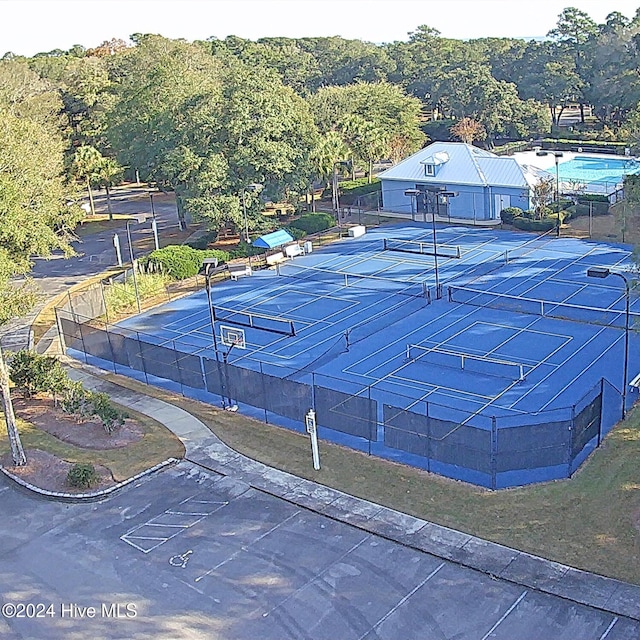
[1,461,639,640]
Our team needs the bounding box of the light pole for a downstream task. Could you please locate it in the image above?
[202,257,220,358]
[404,188,420,222]
[554,152,563,237]
[149,191,156,219]
[587,266,631,419]
[125,219,141,313]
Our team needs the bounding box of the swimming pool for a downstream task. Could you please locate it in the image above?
[557,155,640,191]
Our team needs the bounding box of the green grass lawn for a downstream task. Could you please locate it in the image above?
[92,371,640,585]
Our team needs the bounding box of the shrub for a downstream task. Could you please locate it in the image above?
[140,245,203,280]
[61,381,92,419]
[289,213,335,234]
[512,216,557,231]
[202,248,231,264]
[9,351,70,400]
[500,207,523,224]
[66,463,100,489]
[226,242,267,259]
[86,391,128,434]
[339,178,381,196]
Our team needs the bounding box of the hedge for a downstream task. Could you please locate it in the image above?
[512,216,558,231]
[289,213,336,234]
[141,246,230,280]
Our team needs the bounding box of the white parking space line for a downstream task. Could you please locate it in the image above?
[120,496,228,553]
[357,562,446,640]
[480,590,529,640]
[599,617,619,640]
[195,510,301,583]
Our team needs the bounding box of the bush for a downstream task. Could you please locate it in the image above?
[512,216,557,231]
[289,213,335,235]
[140,245,203,280]
[87,391,128,434]
[500,207,523,224]
[339,178,381,197]
[226,242,267,259]
[66,463,100,489]
[9,351,70,400]
[202,248,231,264]
[61,381,92,420]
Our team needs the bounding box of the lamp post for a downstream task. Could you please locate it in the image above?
[587,266,631,419]
[125,219,142,313]
[404,188,420,222]
[202,257,220,357]
[149,191,156,219]
[554,152,563,237]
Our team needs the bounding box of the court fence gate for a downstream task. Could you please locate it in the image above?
[56,288,622,490]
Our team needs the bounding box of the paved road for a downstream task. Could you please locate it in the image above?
[0,186,188,350]
[1,464,638,640]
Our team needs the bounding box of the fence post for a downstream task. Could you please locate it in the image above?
[368,384,373,456]
[567,405,575,476]
[260,361,269,424]
[426,401,431,473]
[101,281,110,325]
[491,417,497,490]
[172,339,185,396]
[597,377,604,447]
[137,331,149,385]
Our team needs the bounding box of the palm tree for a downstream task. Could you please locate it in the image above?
[71,145,103,216]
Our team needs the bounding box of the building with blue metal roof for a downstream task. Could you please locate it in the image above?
[378,142,545,223]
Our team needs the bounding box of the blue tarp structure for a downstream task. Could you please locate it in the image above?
[253,229,294,249]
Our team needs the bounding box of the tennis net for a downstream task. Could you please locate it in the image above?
[406,343,528,381]
[448,285,640,329]
[212,305,295,336]
[383,237,462,258]
[276,262,429,298]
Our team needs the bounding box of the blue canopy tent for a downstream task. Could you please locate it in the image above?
[252,229,294,249]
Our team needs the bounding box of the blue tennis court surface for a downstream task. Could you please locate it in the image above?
[63,224,640,488]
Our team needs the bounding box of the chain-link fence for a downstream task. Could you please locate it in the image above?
[57,295,620,489]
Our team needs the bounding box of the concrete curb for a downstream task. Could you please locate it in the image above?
[0,457,179,503]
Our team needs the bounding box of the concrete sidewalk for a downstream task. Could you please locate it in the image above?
[63,364,640,623]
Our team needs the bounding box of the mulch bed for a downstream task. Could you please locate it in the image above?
[11,394,143,450]
[1,449,115,494]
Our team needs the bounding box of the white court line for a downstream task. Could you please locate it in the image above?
[599,617,619,640]
[480,590,528,640]
[357,562,446,640]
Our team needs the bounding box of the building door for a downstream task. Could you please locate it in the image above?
[494,194,510,219]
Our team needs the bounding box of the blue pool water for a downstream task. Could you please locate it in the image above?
[558,156,640,188]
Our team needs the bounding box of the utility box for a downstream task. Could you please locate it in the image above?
[348,225,366,238]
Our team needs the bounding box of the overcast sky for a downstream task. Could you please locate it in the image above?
[2,0,640,57]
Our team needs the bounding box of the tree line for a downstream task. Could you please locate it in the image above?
[4,5,640,316]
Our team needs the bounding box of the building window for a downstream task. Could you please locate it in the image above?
[425,164,435,176]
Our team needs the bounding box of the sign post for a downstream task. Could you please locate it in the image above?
[305,409,321,471]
